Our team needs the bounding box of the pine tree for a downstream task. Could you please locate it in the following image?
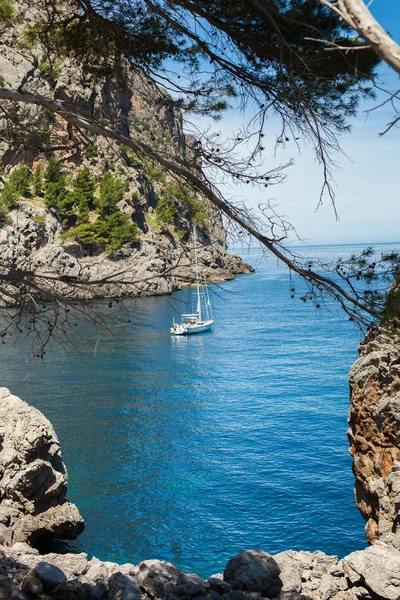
[96,171,124,217]
[9,165,32,197]
[44,156,64,185]
[104,212,138,252]
[33,165,43,197]
[43,156,69,216]
[72,167,96,224]
[0,182,19,211]
[44,179,68,211]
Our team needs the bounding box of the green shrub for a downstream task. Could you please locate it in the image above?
[131,191,140,203]
[155,194,176,224]
[84,144,99,159]
[37,55,61,80]
[63,212,138,252]
[9,164,32,197]
[120,144,143,169]
[0,164,33,215]
[0,204,8,225]
[0,0,14,21]
[44,156,64,184]
[177,229,187,241]
[63,220,108,248]
[145,164,165,184]
[33,164,43,196]
[0,182,19,211]
[0,76,5,87]
[186,196,208,227]
[96,171,124,216]
[104,212,138,251]
[33,215,45,223]
[155,182,208,227]
[43,157,72,220]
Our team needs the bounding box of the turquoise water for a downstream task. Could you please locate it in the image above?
[1,243,390,576]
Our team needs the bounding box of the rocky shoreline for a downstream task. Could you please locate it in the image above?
[1,316,400,600]
[0,201,254,304]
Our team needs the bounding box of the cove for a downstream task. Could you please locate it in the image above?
[0,244,375,577]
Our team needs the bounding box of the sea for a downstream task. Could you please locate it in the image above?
[1,242,396,577]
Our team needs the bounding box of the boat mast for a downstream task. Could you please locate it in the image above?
[193,226,202,321]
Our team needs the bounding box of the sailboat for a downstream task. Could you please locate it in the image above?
[170,227,214,336]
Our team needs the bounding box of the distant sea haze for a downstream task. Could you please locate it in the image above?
[3,243,398,576]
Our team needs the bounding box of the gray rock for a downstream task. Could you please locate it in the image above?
[52,578,92,600]
[42,553,89,576]
[32,561,67,592]
[11,542,39,555]
[175,572,210,596]
[108,572,141,600]
[272,549,346,599]
[90,581,108,600]
[224,551,280,597]
[15,592,34,600]
[342,541,400,600]
[207,577,232,595]
[0,388,84,547]
[0,576,16,600]
[86,557,121,582]
[136,559,180,598]
[220,591,246,600]
[21,574,43,595]
[118,564,139,578]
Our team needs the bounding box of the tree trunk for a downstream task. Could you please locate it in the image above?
[322,0,400,75]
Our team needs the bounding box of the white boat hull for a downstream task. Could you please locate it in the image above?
[170,320,214,336]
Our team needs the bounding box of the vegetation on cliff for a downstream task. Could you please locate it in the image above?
[0,153,211,254]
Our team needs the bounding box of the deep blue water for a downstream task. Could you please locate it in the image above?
[2,243,394,577]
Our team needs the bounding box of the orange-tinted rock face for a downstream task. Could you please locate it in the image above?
[349,320,400,549]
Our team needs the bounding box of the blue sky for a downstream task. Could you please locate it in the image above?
[194,1,400,246]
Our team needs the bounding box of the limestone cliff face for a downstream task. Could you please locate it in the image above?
[348,319,400,549]
[0,1,252,300]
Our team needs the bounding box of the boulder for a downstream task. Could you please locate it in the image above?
[41,553,89,577]
[90,581,108,600]
[207,577,233,595]
[32,561,67,593]
[342,541,400,600]
[135,559,181,598]
[175,572,210,596]
[0,388,84,547]
[86,557,121,582]
[223,550,280,597]
[20,573,43,596]
[52,578,93,600]
[272,549,348,600]
[108,572,141,600]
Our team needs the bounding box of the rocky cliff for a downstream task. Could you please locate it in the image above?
[348,319,400,550]
[0,1,252,302]
[0,388,83,548]
[1,387,400,600]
